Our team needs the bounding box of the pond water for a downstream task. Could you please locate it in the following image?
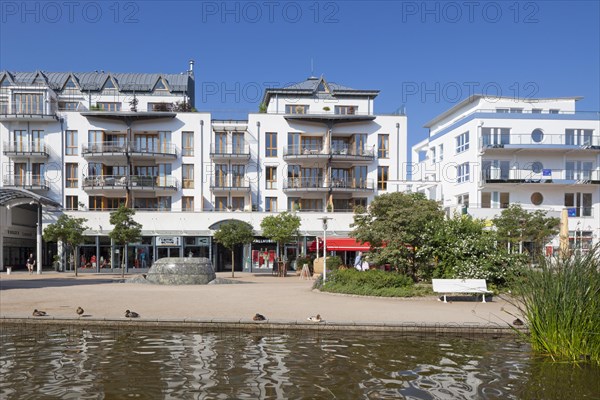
[1,325,598,399]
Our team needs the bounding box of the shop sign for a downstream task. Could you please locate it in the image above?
[156,236,181,246]
[196,237,210,246]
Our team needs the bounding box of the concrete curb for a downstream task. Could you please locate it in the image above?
[0,317,526,336]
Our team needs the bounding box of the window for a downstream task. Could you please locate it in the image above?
[97,102,121,111]
[565,129,593,146]
[232,132,245,154]
[285,104,308,114]
[457,162,470,183]
[59,102,79,111]
[457,193,469,207]
[287,165,300,187]
[66,163,78,188]
[158,131,171,153]
[14,93,43,114]
[481,192,510,208]
[300,198,323,211]
[31,163,44,185]
[531,192,544,206]
[510,108,523,113]
[214,164,228,187]
[378,134,389,158]
[301,136,323,153]
[482,128,510,147]
[88,130,103,149]
[215,132,227,153]
[354,166,368,188]
[566,161,593,180]
[531,129,544,143]
[182,197,195,210]
[353,134,367,156]
[377,166,388,190]
[66,130,78,155]
[430,147,436,163]
[231,197,245,211]
[335,105,357,115]
[215,196,228,211]
[266,197,278,212]
[232,165,245,187]
[549,109,559,114]
[182,164,194,189]
[532,108,542,114]
[147,102,173,111]
[31,130,44,152]
[266,166,277,189]
[266,132,277,157]
[89,196,103,210]
[439,144,444,161]
[157,196,171,211]
[66,196,78,210]
[565,193,592,217]
[495,108,509,113]
[456,131,469,153]
[182,131,194,156]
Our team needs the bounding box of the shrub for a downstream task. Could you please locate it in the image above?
[510,246,600,365]
[313,269,428,297]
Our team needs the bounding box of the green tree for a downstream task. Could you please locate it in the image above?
[351,192,444,279]
[109,205,142,277]
[493,204,560,261]
[418,214,524,285]
[43,214,88,277]
[260,212,301,261]
[213,220,254,278]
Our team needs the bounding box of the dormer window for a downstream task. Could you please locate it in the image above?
[102,77,116,90]
[32,74,46,85]
[1,78,10,87]
[63,77,78,89]
[335,105,357,115]
[153,79,168,91]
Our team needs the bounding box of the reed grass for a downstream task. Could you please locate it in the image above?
[512,246,600,365]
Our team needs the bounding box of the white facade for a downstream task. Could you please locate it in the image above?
[0,71,406,270]
[412,95,600,252]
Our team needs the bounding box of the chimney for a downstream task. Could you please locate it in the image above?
[189,60,195,73]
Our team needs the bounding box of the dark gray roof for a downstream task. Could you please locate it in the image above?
[262,76,379,105]
[0,70,192,93]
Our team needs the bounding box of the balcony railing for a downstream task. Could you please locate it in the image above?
[283,145,327,157]
[480,133,600,149]
[3,141,49,156]
[481,169,600,184]
[209,144,251,158]
[330,178,375,190]
[210,176,251,190]
[283,178,326,190]
[82,141,178,157]
[283,145,376,160]
[82,175,179,190]
[3,175,49,189]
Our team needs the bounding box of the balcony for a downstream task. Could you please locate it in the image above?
[210,176,251,192]
[3,175,49,190]
[481,169,600,185]
[479,133,600,153]
[82,175,178,192]
[283,110,376,124]
[209,144,251,161]
[283,178,328,192]
[0,110,58,122]
[3,141,49,159]
[330,145,375,162]
[283,145,328,161]
[330,178,375,192]
[82,141,178,160]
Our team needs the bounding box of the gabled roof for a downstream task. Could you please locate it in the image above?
[261,76,379,105]
[0,70,192,93]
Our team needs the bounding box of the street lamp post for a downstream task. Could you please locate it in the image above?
[320,216,331,282]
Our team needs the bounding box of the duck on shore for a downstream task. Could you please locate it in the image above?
[32,309,47,317]
[253,313,266,321]
[125,310,140,318]
[76,307,84,317]
[307,314,322,322]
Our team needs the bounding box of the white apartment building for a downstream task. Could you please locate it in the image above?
[412,95,600,254]
[0,68,406,272]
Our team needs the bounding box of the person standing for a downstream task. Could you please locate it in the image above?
[26,253,36,274]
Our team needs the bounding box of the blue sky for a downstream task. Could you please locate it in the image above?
[1,0,598,151]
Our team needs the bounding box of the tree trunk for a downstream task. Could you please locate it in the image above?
[231,249,235,278]
[121,244,126,278]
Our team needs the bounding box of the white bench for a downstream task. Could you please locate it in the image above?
[432,279,492,303]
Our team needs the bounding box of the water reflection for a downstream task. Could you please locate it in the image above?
[1,325,598,399]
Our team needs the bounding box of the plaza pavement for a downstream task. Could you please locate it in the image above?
[0,271,523,333]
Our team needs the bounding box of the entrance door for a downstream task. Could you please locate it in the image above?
[157,247,180,259]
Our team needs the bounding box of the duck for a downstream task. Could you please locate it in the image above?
[253,313,266,321]
[513,318,524,326]
[125,310,139,318]
[307,314,322,322]
[32,309,47,317]
[76,307,84,316]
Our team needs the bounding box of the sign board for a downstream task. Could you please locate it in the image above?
[156,236,181,246]
[196,237,210,246]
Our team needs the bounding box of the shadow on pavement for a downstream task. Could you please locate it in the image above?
[0,278,117,291]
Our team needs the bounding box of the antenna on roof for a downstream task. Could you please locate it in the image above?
[311,58,314,76]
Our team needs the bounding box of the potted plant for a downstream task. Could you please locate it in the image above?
[323,106,330,112]
[326,203,333,212]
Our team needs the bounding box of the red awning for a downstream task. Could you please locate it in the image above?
[308,238,370,252]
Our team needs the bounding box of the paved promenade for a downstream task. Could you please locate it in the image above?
[0,271,523,333]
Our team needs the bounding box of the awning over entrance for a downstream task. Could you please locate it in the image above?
[309,238,371,252]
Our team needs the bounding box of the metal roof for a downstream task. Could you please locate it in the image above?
[0,70,192,93]
[0,188,61,208]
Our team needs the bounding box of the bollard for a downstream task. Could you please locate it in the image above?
[6,267,12,275]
